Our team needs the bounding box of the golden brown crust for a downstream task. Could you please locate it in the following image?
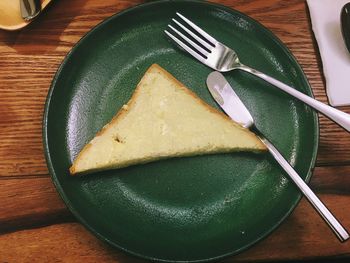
[70,64,161,175]
[153,65,247,129]
[70,64,266,175]
[151,64,266,150]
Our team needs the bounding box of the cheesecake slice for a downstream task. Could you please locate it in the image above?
[70,64,266,175]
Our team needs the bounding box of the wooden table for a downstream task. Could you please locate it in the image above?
[1,0,349,261]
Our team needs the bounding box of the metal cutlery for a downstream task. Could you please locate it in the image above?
[165,13,350,132]
[20,0,41,21]
[206,71,349,242]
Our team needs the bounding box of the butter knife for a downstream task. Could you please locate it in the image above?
[206,71,349,242]
[20,0,41,21]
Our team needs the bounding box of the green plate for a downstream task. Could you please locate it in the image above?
[43,1,318,262]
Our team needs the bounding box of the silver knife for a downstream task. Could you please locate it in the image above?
[20,0,41,21]
[206,71,349,242]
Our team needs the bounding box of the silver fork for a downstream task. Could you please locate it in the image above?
[165,13,350,132]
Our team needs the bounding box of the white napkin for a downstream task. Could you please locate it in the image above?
[307,0,350,106]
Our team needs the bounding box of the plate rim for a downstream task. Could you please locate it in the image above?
[42,0,319,262]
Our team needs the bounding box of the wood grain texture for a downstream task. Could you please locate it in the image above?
[0,0,349,178]
[234,195,350,262]
[0,223,137,263]
[0,194,349,262]
[0,176,71,233]
[0,0,143,177]
[0,166,348,246]
[0,0,350,261]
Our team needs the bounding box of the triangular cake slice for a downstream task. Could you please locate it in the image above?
[70,64,266,175]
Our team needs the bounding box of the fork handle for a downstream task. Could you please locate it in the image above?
[240,65,350,132]
[259,136,349,242]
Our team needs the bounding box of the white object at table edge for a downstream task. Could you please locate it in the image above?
[307,0,350,107]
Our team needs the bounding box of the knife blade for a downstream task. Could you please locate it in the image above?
[206,71,350,242]
[206,71,254,129]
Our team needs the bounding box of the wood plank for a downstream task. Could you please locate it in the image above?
[234,194,350,262]
[0,193,349,262]
[0,0,349,261]
[0,0,143,177]
[311,165,350,195]
[1,0,349,178]
[0,176,70,233]
[0,165,348,240]
[317,116,350,166]
[0,223,134,263]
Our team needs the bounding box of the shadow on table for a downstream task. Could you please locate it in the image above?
[0,0,88,55]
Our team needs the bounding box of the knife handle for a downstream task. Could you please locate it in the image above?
[240,65,350,132]
[260,136,349,242]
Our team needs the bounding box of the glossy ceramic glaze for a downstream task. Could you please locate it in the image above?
[43,1,319,261]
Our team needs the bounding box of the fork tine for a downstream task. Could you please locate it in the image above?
[176,12,218,46]
[164,30,207,64]
[172,18,213,50]
[167,25,209,57]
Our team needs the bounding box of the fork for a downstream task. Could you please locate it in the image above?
[165,13,350,132]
